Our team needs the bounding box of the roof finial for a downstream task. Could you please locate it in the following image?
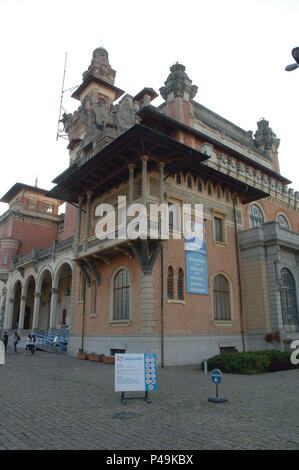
[35,176,38,188]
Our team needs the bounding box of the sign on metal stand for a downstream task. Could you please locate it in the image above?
[208,369,227,403]
[115,353,157,404]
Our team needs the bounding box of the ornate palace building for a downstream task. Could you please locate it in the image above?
[1,47,298,365]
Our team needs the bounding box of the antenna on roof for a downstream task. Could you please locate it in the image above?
[56,53,81,141]
[56,52,68,141]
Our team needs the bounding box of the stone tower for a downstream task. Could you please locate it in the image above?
[159,62,198,126]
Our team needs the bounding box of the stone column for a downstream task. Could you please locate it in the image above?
[49,288,58,332]
[18,294,27,331]
[74,196,83,256]
[77,196,83,241]
[128,164,135,206]
[85,191,92,238]
[3,297,14,330]
[0,286,7,332]
[32,292,41,332]
[140,274,156,334]
[141,156,148,207]
[158,162,165,204]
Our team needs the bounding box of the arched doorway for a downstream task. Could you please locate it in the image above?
[280,268,299,332]
[38,270,52,332]
[56,263,72,328]
[12,280,22,330]
[24,276,35,330]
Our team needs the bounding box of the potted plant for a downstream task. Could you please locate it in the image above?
[264,330,281,349]
[103,355,115,364]
[88,352,103,362]
[77,348,88,360]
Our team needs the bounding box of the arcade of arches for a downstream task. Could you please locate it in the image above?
[8,263,72,333]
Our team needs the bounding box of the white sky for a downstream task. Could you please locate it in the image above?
[0,0,299,215]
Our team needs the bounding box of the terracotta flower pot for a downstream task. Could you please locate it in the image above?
[77,353,88,360]
[103,356,115,364]
[88,354,102,362]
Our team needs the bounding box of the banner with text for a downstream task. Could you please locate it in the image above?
[185,221,208,295]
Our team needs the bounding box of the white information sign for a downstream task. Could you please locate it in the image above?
[115,353,157,392]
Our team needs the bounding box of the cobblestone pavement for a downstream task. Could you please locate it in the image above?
[0,346,298,450]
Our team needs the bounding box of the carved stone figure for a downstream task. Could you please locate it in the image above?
[115,95,140,132]
[254,119,280,151]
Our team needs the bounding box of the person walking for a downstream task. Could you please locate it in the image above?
[13,331,21,353]
[2,331,8,353]
[25,335,32,355]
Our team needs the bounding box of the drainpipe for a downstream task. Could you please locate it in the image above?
[161,245,164,367]
[233,197,245,352]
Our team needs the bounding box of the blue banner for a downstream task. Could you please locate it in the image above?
[185,223,208,295]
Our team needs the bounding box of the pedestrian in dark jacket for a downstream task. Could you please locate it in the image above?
[13,331,21,353]
[2,332,8,352]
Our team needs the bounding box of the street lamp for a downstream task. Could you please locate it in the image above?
[285,47,299,71]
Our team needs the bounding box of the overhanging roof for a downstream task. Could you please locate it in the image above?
[46,124,210,203]
[46,123,268,205]
[0,183,49,203]
[71,74,125,101]
[137,106,291,185]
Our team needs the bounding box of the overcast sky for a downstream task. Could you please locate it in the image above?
[0,0,298,215]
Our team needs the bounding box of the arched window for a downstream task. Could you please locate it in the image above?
[280,268,299,331]
[225,191,230,202]
[216,188,221,199]
[98,97,106,107]
[167,266,174,300]
[250,204,264,228]
[113,269,131,320]
[213,275,231,321]
[187,176,192,188]
[176,173,181,184]
[207,184,212,195]
[278,214,290,230]
[197,179,202,192]
[178,268,184,301]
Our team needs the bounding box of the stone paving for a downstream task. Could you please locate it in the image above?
[0,345,298,450]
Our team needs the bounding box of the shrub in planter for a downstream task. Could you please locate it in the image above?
[264,332,274,344]
[273,330,281,343]
[264,330,281,345]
